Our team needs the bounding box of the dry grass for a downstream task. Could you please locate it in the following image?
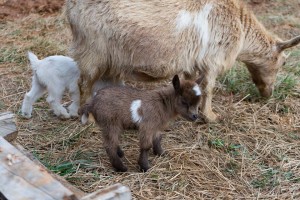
[1,1,300,199]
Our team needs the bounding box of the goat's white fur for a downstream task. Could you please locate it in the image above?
[193,85,201,96]
[130,100,142,123]
[176,10,193,31]
[81,113,89,125]
[21,52,80,119]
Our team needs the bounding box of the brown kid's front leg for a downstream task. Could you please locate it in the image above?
[138,128,153,172]
[138,148,151,172]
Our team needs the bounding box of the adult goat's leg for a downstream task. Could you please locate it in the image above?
[79,74,95,106]
[47,84,69,118]
[200,70,218,122]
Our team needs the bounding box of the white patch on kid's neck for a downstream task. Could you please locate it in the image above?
[193,85,201,96]
[130,99,142,123]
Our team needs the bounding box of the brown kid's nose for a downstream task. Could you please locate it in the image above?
[192,114,198,121]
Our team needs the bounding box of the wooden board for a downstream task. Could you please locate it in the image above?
[0,137,78,200]
[0,112,18,142]
[80,184,131,200]
[15,144,86,199]
[0,112,131,200]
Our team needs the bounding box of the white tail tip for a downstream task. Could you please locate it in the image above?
[81,114,88,125]
[27,51,39,70]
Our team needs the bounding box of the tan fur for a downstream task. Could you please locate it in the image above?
[66,0,300,122]
[79,75,201,172]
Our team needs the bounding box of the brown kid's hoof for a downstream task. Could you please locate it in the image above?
[115,165,128,172]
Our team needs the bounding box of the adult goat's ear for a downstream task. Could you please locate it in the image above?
[172,75,181,95]
[277,35,300,52]
[195,74,205,85]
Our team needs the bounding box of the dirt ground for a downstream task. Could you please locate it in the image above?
[0,0,63,21]
[0,0,300,199]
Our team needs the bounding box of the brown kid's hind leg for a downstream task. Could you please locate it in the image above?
[103,126,127,172]
[153,132,164,156]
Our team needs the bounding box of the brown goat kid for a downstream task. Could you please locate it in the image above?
[79,75,202,172]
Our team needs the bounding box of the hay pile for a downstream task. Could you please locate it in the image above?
[0,1,299,199]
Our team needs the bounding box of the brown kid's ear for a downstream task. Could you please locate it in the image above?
[195,74,205,85]
[172,75,181,95]
[277,35,300,52]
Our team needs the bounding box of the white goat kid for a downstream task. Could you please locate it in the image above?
[21,52,80,119]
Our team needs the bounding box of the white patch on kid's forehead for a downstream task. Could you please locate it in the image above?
[193,84,201,96]
[130,99,142,123]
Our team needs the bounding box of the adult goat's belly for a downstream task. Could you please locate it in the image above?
[102,29,194,81]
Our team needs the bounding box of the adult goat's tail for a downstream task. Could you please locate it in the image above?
[27,51,40,71]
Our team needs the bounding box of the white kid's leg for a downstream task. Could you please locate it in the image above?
[21,76,46,118]
[46,85,70,119]
[67,82,80,117]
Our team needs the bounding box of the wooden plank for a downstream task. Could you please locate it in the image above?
[80,184,131,200]
[15,144,86,199]
[0,192,8,200]
[0,112,18,142]
[0,137,78,200]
